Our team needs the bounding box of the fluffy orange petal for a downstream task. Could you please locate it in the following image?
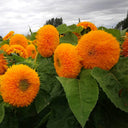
[0,44,9,52]
[0,54,8,75]
[0,64,40,107]
[3,31,14,41]
[121,38,128,57]
[77,21,97,31]
[36,25,59,57]
[9,34,28,48]
[76,30,120,70]
[26,44,37,59]
[7,45,28,58]
[54,43,82,78]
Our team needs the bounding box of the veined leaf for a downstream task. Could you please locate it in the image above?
[59,32,78,45]
[57,69,99,128]
[57,24,83,35]
[35,89,50,113]
[111,57,128,88]
[91,67,128,112]
[57,24,69,35]
[68,24,83,33]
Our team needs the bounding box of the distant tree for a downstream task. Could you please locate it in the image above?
[115,11,128,30]
[0,36,2,41]
[45,17,63,27]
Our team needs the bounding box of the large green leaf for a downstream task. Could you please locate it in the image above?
[47,96,79,128]
[91,89,128,128]
[0,103,5,123]
[57,24,83,35]
[0,109,18,128]
[68,24,83,34]
[59,32,78,45]
[111,57,128,88]
[91,67,128,112]
[57,24,69,34]
[57,69,99,128]
[35,89,50,113]
[36,55,63,99]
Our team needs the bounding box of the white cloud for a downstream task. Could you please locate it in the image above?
[0,0,128,37]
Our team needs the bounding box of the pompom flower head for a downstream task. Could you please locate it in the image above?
[0,44,9,52]
[54,43,82,78]
[26,44,37,59]
[36,25,59,57]
[74,21,97,41]
[7,45,28,58]
[77,21,97,31]
[3,31,14,41]
[0,64,40,107]
[0,54,8,75]
[9,34,28,48]
[76,30,120,70]
[121,33,128,57]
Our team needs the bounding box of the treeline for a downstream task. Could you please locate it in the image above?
[115,12,128,30]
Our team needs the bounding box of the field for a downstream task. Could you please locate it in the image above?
[0,22,128,128]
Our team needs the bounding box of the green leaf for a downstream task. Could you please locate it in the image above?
[30,32,37,41]
[111,57,128,88]
[57,69,99,128]
[68,24,83,33]
[91,67,128,112]
[1,107,18,128]
[35,89,50,113]
[60,32,78,45]
[57,24,69,35]
[100,28,123,43]
[57,24,83,35]
[91,90,128,128]
[0,103,5,123]
[0,40,9,47]
[0,50,4,54]
[120,28,127,37]
[47,96,79,128]
[36,55,63,99]
[6,53,25,66]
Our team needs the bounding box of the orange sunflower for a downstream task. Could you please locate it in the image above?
[76,30,120,70]
[0,75,4,89]
[36,25,59,57]
[0,54,8,75]
[0,44,9,52]
[7,45,28,58]
[0,64,40,107]
[54,43,82,78]
[126,32,128,37]
[9,34,28,48]
[32,40,37,46]
[3,31,14,41]
[77,21,97,31]
[121,37,128,57]
[26,44,37,59]
[74,21,97,41]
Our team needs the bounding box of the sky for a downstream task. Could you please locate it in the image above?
[0,0,128,37]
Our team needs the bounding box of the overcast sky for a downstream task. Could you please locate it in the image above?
[0,0,128,37]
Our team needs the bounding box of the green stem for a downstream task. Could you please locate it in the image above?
[34,51,38,64]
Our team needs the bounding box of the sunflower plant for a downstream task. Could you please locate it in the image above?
[0,23,128,128]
